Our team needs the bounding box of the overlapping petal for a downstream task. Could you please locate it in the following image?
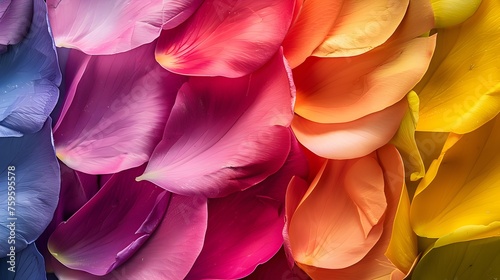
[48,165,170,276]
[155,0,295,77]
[186,136,308,279]
[411,115,500,238]
[0,0,61,137]
[0,119,60,255]
[430,0,482,28]
[0,0,32,47]
[47,0,203,55]
[312,0,409,57]
[416,0,500,133]
[0,243,46,279]
[54,43,186,174]
[292,98,407,159]
[138,51,295,197]
[52,195,207,280]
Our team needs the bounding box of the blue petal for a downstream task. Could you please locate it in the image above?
[0,119,60,255]
[0,0,61,137]
[0,243,46,280]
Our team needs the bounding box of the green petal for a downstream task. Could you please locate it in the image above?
[431,0,482,28]
[416,0,500,134]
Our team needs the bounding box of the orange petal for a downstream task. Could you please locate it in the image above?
[312,0,409,57]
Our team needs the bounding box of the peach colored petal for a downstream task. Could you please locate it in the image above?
[294,36,436,124]
[282,0,343,68]
[292,99,407,159]
[313,0,409,57]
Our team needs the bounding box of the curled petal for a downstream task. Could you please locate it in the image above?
[155,0,295,77]
[431,0,482,28]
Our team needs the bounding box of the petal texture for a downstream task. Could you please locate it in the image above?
[155,0,295,77]
[138,51,295,197]
[0,119,60,255]
[47,0,203,55]
[0,243,46,279]
[0,0,61,137]
[0,0,32,46]
[54,43,186,174]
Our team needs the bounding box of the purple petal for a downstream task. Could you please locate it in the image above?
[48,165,170,276]
[0,0,61,137]
[0,0,32,46]
[0,243,46,279]
[51,195,208,279]
[47,0,203,55]
[0,119,60,255]
[138,50,295,197]
[186,135,308,279]
[53,42,186,174]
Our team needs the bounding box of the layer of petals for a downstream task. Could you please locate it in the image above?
[155,0,295,77]
[0,0,32,46]
[0,243,46,279]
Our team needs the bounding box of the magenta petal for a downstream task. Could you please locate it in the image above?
[54,43,186,174]
[47,0,202,55]
[185,135,308,279]
[52,195,208,280]
[155,0,295,77]
[138,51,295,197]
[48,165,170,276]
[0,0,32,46]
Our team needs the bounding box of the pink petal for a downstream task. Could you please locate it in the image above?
[138,51,295,197]
[47,0,202,55]
[51,195,208,280]
[186,135,308,279]
[243,247,311,280]
[48,165,170,276]
[292,98,407,159]
[54,43,186,174]
[155,0,295,77]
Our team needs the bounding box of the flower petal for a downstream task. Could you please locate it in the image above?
[47,0,202,55]
[52,195,208,280]
[416,0,500,133]
[0,0,61,137]
[48,165,170,276]
[292,98,407,159]
[186,135,308,279]
[155,0,295,77]
[411,115,500,238]
[0,119,60,255]
[431,0,482,28]
[294,36,435,123]
[138,51,294,197]
[54,43,186,174]
[0,0,32,46]
[0,243,46,279]
[312,0,409,57]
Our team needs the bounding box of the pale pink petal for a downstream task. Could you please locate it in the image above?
[155,0,295,77]
[54,43,186,174]
[138,51,295,197]
[292,99,407,159]
[51,195,208,280]
[47,0,203,55]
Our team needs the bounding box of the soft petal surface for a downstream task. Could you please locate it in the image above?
[52,195,207,280]
[186,136,308,279]
[243,247,311,280]
[390,92,425,181]
[294,36,435,123]
[0,119,60,255]
[54,43,186,174]
[47,0,203,55]
[0,243,46,279]
[282,0,343,68]
[48,166,170,276]
[292,145,405,279]
[411,115,500,238]
[312,0,409,57]
[138,51,294,197]
[0,0,32,46]
[0,0,61,137]
[155,0,295,77]
[292,98,407,159]
[416,0,500,133]
[431,0,482,28]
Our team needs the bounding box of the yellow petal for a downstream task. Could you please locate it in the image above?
[416,0,500,133]
[431,0,482,28]
[411,115,500,238]
[390,91,425,181]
